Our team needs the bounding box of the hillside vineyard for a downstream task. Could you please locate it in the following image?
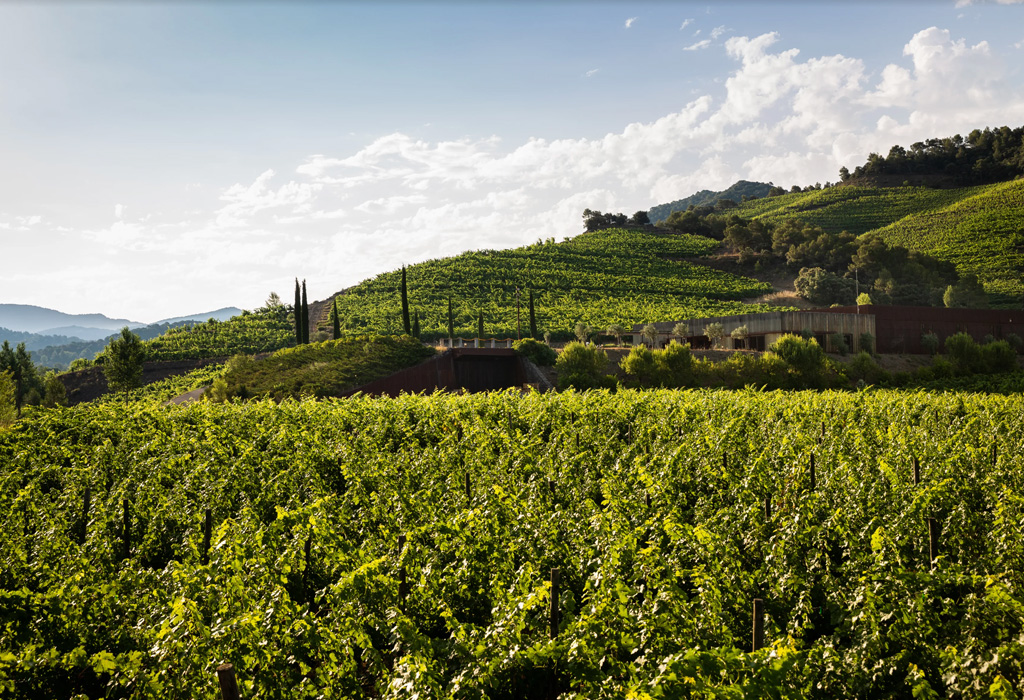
[2,389,1022,697]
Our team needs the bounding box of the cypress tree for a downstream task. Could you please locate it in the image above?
[294,279,302,344]
[528,290,537,339]
[412,311,420,339]
[400,266,411,335]
[332,297,341,339]
[447,297,455,339]
[301,280,309,344]
[478,311,484,338]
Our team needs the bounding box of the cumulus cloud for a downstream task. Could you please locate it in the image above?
[625,17,637,28]
[684,39,712,51]
[23,25,1024,319]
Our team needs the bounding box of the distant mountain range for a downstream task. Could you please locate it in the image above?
[0,304,244,368]
[648,180,774,223]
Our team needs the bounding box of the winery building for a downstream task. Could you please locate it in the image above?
[633,305,1024,354]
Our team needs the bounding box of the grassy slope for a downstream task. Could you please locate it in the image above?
[219,335,436,401]
[731,181,1024,303]
[329,228,773,340]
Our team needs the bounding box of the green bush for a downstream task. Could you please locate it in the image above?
[845,351,887,386]
[944,332,982,374]
[921,332,940,356]
[656,341,696,387]
[555,342,609,390]
[620,345,658,387]
[513,338,557,367]
[859,332,875,354]
[981,340,1017,374]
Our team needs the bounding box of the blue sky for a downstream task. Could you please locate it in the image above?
[2,0,1023,321]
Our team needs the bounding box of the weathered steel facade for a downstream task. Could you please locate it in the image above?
[633,305,1024,355]
[817,305,1024,354]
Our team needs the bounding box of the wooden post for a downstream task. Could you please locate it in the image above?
[549,568,560,639]
[752,598,765,651]
[464,472,471,501]
[723,453,728,471]
[547,479,555,499]
[913,456,920,486]
[79,487,91,546]
[216,663,241,700]
[122,498,131,560]
[809,454,816,491]
[575,433,580,452]
[398,535,408,602]
[992,443,997,467]
[928,518,939,569]
[302,536,313,603]
[202,508,212,566]
[821,422,825,438]
[644,491,651,509]
[764,494,772,522]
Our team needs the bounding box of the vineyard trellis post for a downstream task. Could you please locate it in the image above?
[809,454,816,491]
[913,456,920,485]
[928,518,940,569]
[549,568,560,639]
[79,487,91,546]
[398,534,408,603]
[303,536,313,604]
[217,663,240,700]
[122,498,131,560]
[752,598,765,651]
[202,508,212,566]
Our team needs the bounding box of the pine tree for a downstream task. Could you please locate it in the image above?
[528,290,537,339]
[447,297,455,339]
[478,311,484,338]
[401,266,411,335]
[412,311,420,339]
[294,279,302,344]
[301,280,309,344]
[332,297,341,339]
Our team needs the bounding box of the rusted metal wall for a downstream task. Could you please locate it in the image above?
[813,305,1024,354]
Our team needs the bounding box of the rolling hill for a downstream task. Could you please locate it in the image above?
[725,180,1024,304]
[323,227,774,341]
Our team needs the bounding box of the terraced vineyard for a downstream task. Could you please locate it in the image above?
[2,390,1023,698]
[142,308,295,362]
[330,228,773,340]
[732,182,1024,303]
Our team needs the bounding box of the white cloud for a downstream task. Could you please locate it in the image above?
[114,204,125,219]
[680,19,694,30]
[711,25,729,39]
[625,17,637,28]
[16,215,42,226]
[585,68,599,78]
[684,39,712,51]
[15,24,1024,320]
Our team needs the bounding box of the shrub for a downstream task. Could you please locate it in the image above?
[656,341,695,387]
[513,338,557,367]
[944,332,982,374]
[845,351,886,386]
[859,332,875,354]
[768,335,826,376]
[921,332,940,356]
[1006,333,1023,353]
[794,267,856,306]
[555,342,609,390]
[706,322,725,348]
[620,345,658,387]
[829,332,849,355]
[981,340,1017,374]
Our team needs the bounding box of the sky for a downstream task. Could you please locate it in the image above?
[2,0,1024,323]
